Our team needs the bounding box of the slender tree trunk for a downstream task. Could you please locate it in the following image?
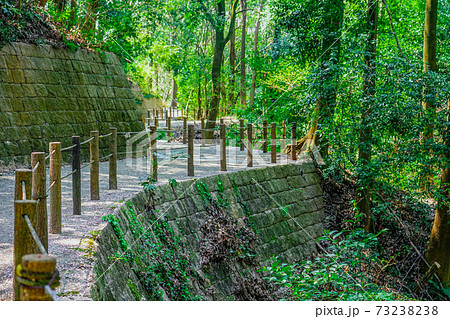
[229,25,236,108]
[170,75,178,114]
[205,0,239,139]
[424,0,449,289]
[249,5,263,106]
[422,0,438,142]
[197,81,202,120]
[358,0,378,233]
[426,105,450,288]
[239,0,247,106]
[420,0,438,188]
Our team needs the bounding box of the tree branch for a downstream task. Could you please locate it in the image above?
[382,0,410,64]
[224,0,240,44]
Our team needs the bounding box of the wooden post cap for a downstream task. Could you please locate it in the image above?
[22,254,56,273]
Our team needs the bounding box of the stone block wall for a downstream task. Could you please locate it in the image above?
[0,42,145,167]
[91,161,324,300]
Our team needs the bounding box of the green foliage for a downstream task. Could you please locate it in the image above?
[261,227,410,301]
[103,199,199,300]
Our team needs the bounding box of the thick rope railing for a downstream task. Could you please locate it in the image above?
[61,169,78,181]
[61,144,77,152]
[79,136,94,145]
[45,149,56,160]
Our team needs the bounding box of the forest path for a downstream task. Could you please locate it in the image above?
[0,137,291,300]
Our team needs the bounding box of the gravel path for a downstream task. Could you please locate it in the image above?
[0,133,290,301]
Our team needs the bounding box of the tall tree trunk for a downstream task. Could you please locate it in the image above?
[249,4,263,106]
[205,0,239,139]
[239,0,247,106]
[170,76,178,115]
[420,0,438,189]
[424,0,449,289]
[229,25,236,108]
[426,105,450,288]
[197,81,202,120]
[358,0,378,233]
[422,0,438,141]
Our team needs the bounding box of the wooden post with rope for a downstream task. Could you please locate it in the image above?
[291,123,297,161]
[90,131,99,200]
[247,124,253,167]
[201,118,206,147]
[263,120,268,153]
[167,117,172,143]
[49,142,61,234]
[183,117,187,144]
[220,124,227,171]
[14,199,38,300]
[109,128,118,190]
[31,152,47,251]
[271,123,277,164]
[72,136,81,215]
[150,125,158,181]
[282,120,286,150]
[18,254,58,301]
[188,124,194,176]
[240,119,245,151]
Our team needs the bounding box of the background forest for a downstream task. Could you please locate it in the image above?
[1,0,449,300]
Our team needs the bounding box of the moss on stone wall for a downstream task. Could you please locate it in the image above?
[0,42,144,167]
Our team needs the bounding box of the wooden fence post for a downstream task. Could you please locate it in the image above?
[72,136,81,216]
[201,118,206,147]
[109,128,117,190]
[18,254,57,301]
[147,111,151,129]
[271,123,277,164]
[263,120,268,153]
[167,117,172,143]
[90,131,99,200]
[49,142,61,234]
[31,152,47,251]
[150,125,158,182]
[220,124,227,171]
[188,124,194,176]
[282,120,286,150]
[247,124,253,167]
[291,123,297,161]
[183,117,187,144]
[15,169,32,200]
[14,199,38,300]
[240,119,245,151]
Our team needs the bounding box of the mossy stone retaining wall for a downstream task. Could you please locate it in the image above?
[91,161,324,300]
[0,42,144,167]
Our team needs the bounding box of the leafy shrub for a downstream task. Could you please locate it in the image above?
[261,226,410,301]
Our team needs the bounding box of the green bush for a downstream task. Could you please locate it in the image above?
[261,226,410,301]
